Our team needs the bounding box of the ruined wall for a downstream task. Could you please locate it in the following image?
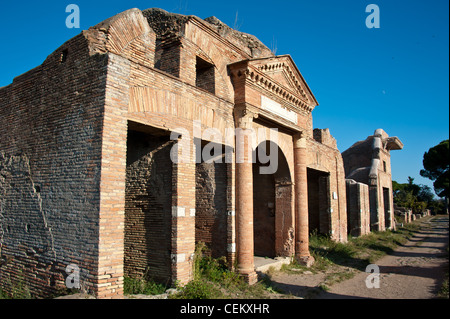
[118,8,254,288]
[86,8,241,291]
[0,33,108,298]
[341,138,373,182]
[306,129,347,242]
[342,130,401,232]
[346,179,370,236]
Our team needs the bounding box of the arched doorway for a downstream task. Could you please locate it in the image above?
[253,141,293,258]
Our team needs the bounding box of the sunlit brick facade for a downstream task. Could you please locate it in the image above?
[0,8,355,298]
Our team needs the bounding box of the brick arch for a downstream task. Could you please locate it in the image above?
[253,140,294,258]
[249,125,295,181]
[82,8,156,67]
[99,9,153,54]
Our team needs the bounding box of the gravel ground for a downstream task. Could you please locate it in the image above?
[270,215,449,299]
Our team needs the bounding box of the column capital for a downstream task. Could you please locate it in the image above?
[293,132,307,149]
[234,104,259,129]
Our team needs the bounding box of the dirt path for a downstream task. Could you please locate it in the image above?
[271,215,449,299]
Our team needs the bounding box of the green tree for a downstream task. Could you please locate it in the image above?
[393,177,420,212]
[393,177,436,213]
[420,140,449,213]
[416,184,435,204]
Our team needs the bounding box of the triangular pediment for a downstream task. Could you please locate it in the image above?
[247,55,318,108]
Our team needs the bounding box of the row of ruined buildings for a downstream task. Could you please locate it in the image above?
[0,8,403,298]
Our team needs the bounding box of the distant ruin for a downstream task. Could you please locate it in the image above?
[342,129,404,233]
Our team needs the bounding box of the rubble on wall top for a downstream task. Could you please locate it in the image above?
[142,7,274,59]
[142,8,190,37]
[203,16,274,58]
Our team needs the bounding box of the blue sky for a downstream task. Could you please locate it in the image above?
[0,0,448,195]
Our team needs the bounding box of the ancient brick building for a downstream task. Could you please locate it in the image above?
[342,129,403,233]
[0,8,349,298]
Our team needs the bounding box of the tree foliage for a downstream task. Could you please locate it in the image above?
[393,177,440,213]
[420,139,449,198]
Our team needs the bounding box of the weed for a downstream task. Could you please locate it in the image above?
[172,242,280,299]
[438,276,449,299]
[0,272,32,299]
[437,245,449,299]
[0,287,10,299]
[170,279,224,299]
[123,275,167,296]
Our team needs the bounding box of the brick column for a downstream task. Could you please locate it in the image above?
[234,107,258,284]
[226,157,237,269]
[293,134,314,267]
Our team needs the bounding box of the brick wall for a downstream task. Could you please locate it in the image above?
[0,33,108,298]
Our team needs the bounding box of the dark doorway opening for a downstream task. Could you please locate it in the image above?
[307,168,331,236]
[383,187,391,229]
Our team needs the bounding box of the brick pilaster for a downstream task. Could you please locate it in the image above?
[171,136,196,286]
[96,53,130,298]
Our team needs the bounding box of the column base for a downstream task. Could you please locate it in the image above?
[238,269,258,285]
[295,255,315,268]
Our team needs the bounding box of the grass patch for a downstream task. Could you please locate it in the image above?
[0,287,10,299]
[0,272,33,299]
[170,279,225,299]
[437,245,449,299]
[171,242,282,299]
[123,275,167,296]
[313,222,420,269]
[438,275,449,299]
